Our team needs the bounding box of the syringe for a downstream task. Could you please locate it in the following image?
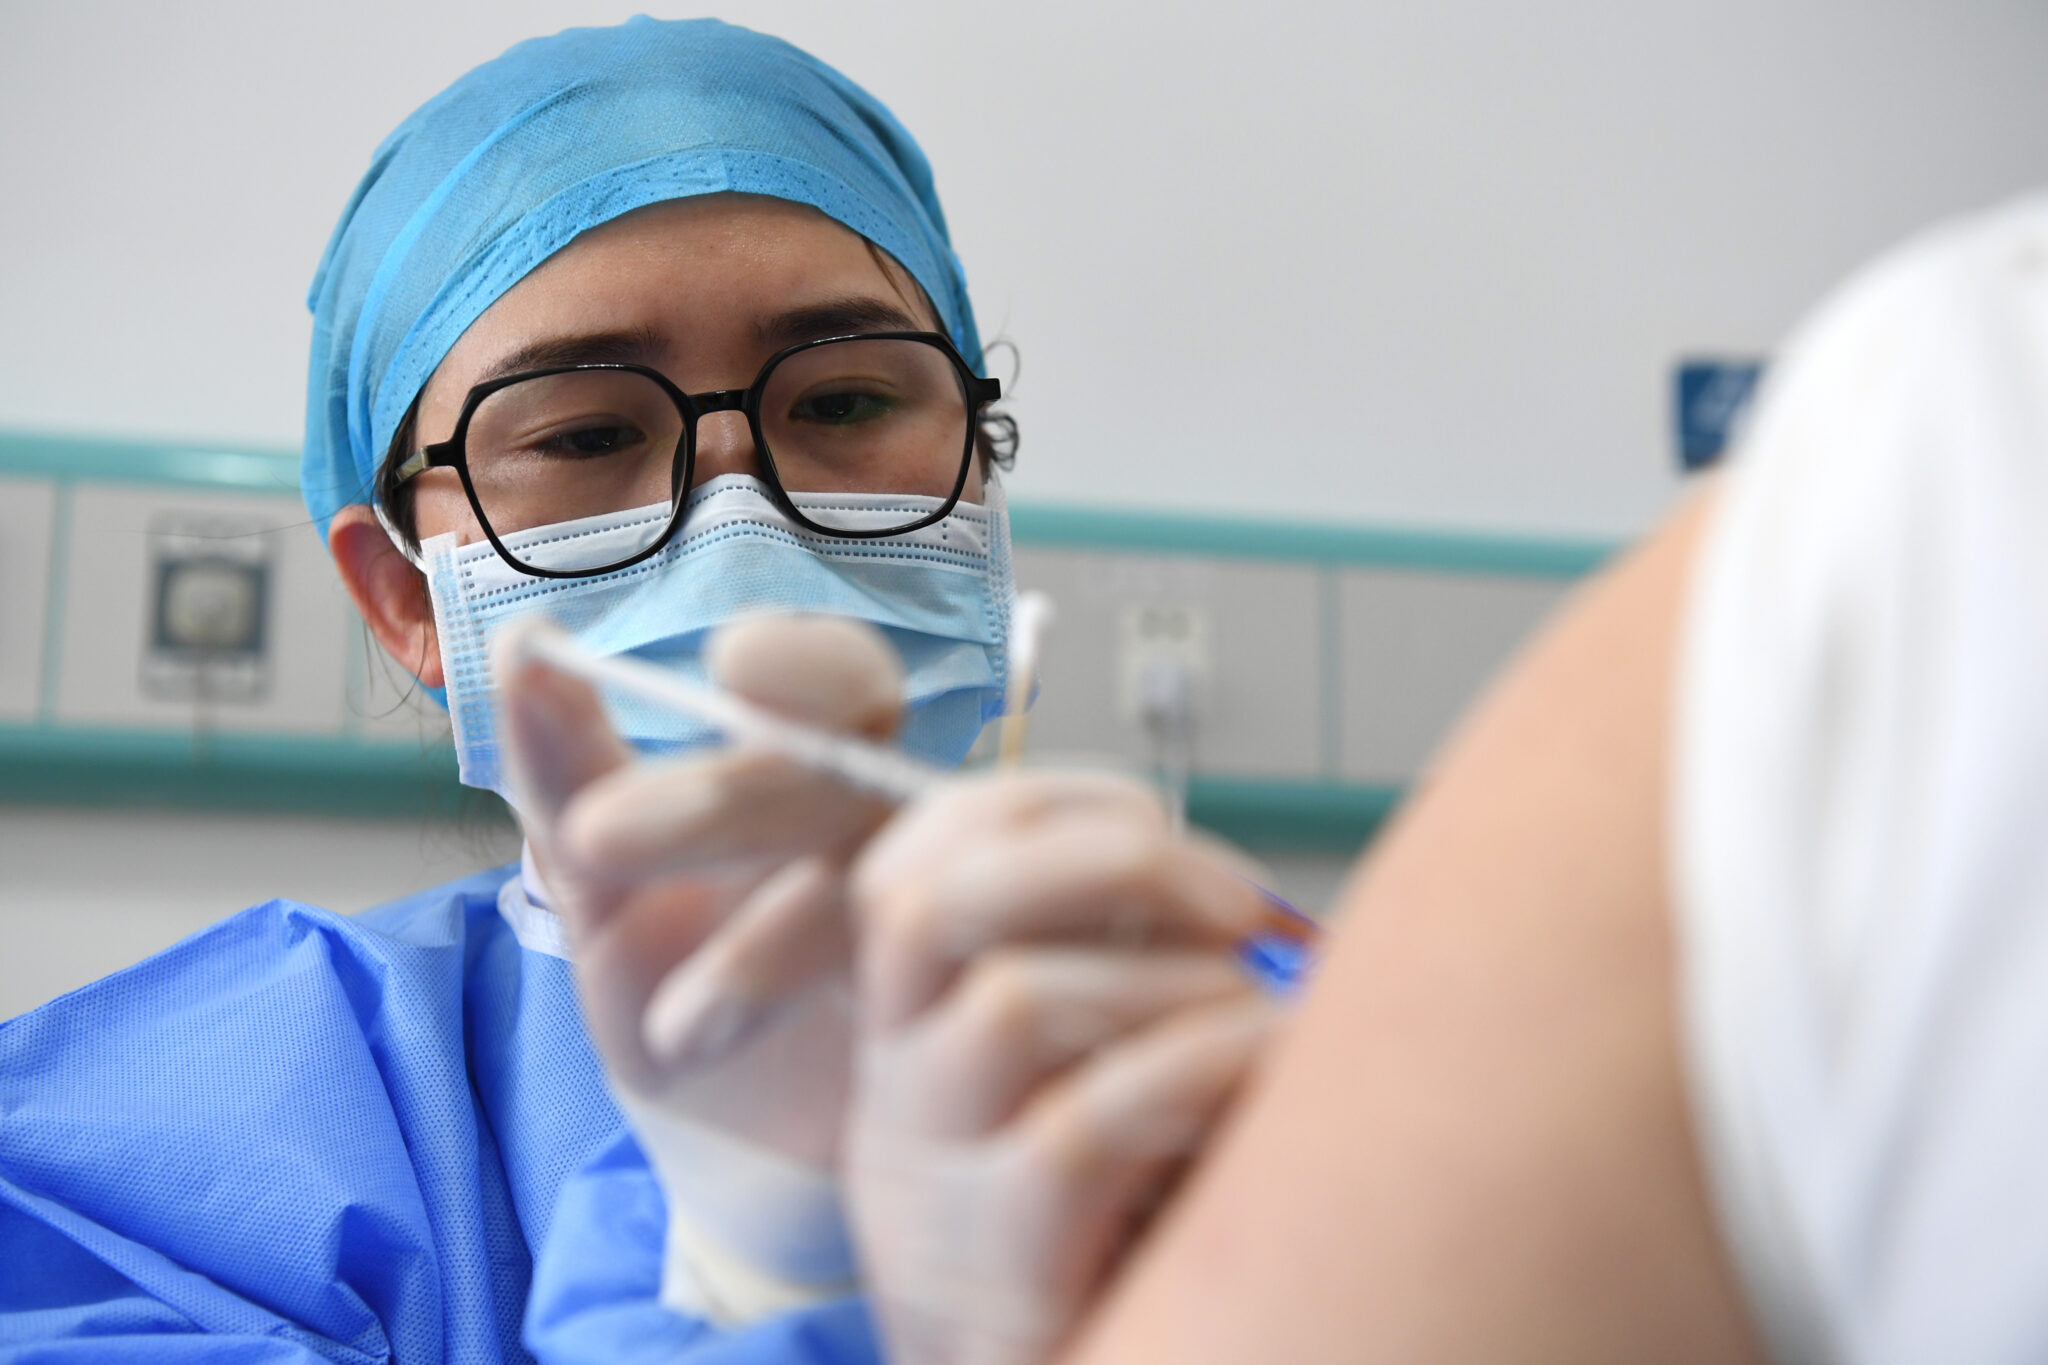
[493,615,946,803]
[494,602,1319,965]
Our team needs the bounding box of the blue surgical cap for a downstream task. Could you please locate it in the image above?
[302,16,982,542]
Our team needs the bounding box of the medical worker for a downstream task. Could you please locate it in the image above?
[853,197,2048,1363]
[0,18,1277,1364]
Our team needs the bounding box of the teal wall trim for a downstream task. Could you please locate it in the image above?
[1009,500,1614,577]
[0,721,1396,846]
[0,429,302,494]
[1185,777,1403,852]
[0,725,474,819]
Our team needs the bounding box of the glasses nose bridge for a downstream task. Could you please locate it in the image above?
[685,387,763,488]
[688,388,749,419]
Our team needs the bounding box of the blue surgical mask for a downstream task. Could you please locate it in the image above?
[419,474,1015,803]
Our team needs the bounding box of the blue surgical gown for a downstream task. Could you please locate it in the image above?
[0,867,881,1364]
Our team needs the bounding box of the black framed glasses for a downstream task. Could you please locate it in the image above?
[390,331,1001,578]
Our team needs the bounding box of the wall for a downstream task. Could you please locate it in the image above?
[0,809,519,1019]
[4,1,2046,538]
[4,3,2047,1014]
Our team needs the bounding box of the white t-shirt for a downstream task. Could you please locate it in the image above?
[1676,194,2048,1364]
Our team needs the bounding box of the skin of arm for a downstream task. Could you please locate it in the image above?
[1061,485,1767,1364]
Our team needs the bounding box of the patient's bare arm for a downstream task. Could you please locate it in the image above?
[1063,489,1766,1364]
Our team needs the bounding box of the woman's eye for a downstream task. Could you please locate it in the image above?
[791,391,892,425]
[534,422,645,457]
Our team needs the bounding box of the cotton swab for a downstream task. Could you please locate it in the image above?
[496,594,1053,798]
[997,590,1054,766]
[496,617,944,803]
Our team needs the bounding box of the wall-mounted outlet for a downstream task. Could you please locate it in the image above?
[141,513,274,704]
[1013,547,1320,780]
[1117,603,1212,725]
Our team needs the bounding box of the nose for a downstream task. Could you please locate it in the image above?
[690,409,762,487]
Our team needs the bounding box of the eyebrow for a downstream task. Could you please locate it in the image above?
[478,325,667,384]
[472,296,929,389]
[756,296,926,351]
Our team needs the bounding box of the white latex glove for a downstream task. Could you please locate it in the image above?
[845,771,1286,1365]
[495,614,904,1326]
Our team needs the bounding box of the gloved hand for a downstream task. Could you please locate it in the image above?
[844,770,1286,1365]
[495,613,905,1327]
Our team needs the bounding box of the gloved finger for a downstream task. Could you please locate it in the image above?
[849,769,1185,1027]
[494,633,635,830]
[1031,993,1277,1168]
[856,803,1272,1030]
[849,996,1280,1349]
[864,947,1255,1139]
[494,636,641,931]
[551,613,906,878]
[557,745,894,879]
[708,613,904,739]
[641,854,853,1068]
[856,768,1170,901]
[567,867,761,1092]
[1011,995,1279,1295]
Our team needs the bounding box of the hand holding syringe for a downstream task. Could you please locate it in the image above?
[493,601,1311,1352]
[495,596,1316,961]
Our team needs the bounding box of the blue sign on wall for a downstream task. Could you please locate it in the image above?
[1674,358,1765,470]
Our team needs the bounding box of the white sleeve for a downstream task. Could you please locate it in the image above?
[1674,194,2048,1365]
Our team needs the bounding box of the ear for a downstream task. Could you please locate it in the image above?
[329,505,444,690]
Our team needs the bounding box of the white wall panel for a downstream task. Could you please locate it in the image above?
[53,485,352,733]
[1338,569,1569,783]
[0,477,56,720]
[1014,547,1322,779]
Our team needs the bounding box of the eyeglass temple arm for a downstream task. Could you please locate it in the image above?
[392,440,462,486]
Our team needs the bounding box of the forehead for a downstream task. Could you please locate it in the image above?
[434,194,933,376]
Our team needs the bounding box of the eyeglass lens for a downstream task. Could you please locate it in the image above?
[461,337,974,573]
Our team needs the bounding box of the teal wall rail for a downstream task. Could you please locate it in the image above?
[0,429,1612,849]
[0,725,478,819]
[1008,502,1611,578]
[0,429,303,495]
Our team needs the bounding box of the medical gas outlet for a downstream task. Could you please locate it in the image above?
[142,513,275,705]
[1117,605,1213,729]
